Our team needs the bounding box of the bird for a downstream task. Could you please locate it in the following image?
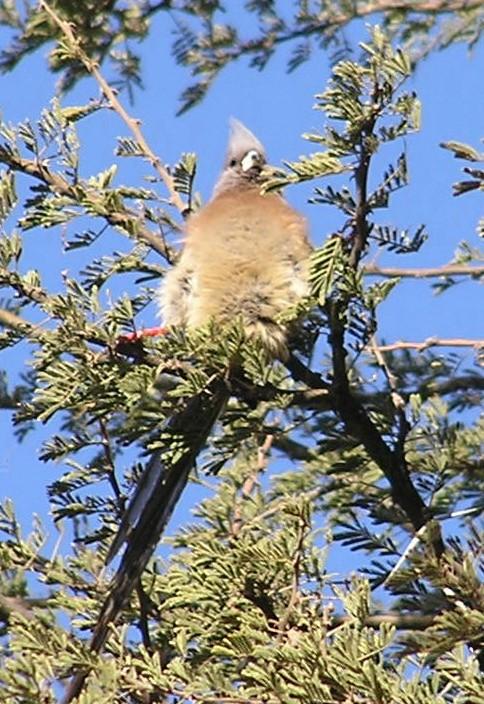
[61,118,311,702]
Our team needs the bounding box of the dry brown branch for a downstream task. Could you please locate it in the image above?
[363,264,484,279]
[40,0,186,216]
[375,338,484,352]
[370,336,400,395]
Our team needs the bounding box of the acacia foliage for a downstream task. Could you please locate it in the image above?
[0,0,483,112]
[0,7,483,704]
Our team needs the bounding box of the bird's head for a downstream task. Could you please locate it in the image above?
[213,118,267,195]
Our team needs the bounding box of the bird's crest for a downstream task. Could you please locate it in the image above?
[225,117,265,167]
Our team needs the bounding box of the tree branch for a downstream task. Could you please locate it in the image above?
[0,147,177,260]
[0,270,48,306]
[349,111,376,268]
[363,263,484,279]
[330,612,436,629]
[375,338,484,352]
[0,594,48,624]
[417,374,484,398]
[329,308,443,553]
[40,0,187,216]
[216,0,483,66]
[323,66,446,557]
[276,507,309,641]
[230,434,273,538]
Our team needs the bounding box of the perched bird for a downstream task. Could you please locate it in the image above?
[62,118,311,702]
[161,119,310,359]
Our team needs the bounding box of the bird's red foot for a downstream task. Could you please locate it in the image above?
[117,326,168,344]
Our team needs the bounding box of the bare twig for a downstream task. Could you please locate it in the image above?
[383,524,429,585]
[257,433,274,471]
[375,338,484,352]
[0,594,48,623]
[363,263,484,279]
[40,0,186,216]
[231,434,273,537]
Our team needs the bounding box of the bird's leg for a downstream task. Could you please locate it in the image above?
[117,326,168,344]
[115,326,169,360]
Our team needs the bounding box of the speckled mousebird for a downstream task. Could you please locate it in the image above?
[62,119,311,702]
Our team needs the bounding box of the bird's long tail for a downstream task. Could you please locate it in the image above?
[62,378,229,703]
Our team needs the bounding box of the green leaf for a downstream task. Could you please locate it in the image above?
[172,152,197,196]
[364,278,401,310]
[0,169,17,222]
[309,235,344,303]
[441,141,483,162]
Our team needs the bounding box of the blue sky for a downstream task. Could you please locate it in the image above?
[0,12,482,564]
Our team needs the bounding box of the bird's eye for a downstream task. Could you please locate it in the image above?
[229,158,238,167]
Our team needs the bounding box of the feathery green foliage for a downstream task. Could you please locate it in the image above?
[1,1,482,112]
[0,8,482,704]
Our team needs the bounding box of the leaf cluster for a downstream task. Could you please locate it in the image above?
[0,2,482,113]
